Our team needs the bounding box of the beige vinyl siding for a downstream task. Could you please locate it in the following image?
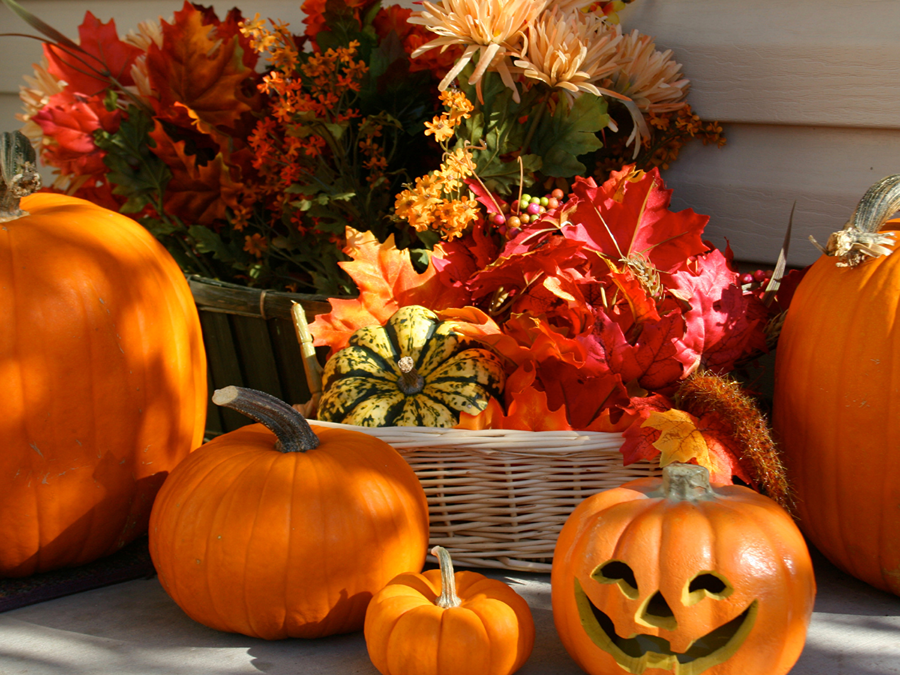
[2,0,897,267]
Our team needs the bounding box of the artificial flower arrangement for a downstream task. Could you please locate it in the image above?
[5,0,789,499]
[8,0,722,295]
[307,83,800,506]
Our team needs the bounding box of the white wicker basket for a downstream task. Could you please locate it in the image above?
[309,421,661,572]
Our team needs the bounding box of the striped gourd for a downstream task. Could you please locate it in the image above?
[317,305,505,427]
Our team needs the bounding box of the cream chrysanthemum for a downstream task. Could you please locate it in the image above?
[124,20,164,100]
[606,29,690,153]
[409,0,550,101]
[17,60,64,143]
[512,9,626,103]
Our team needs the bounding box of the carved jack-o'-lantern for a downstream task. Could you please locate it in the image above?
[551,464,816,675]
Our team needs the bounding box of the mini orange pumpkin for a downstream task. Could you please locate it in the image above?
[551,463,816,675]
[364,545,535,675]
[0,132,206,577]
[149,386,429,640]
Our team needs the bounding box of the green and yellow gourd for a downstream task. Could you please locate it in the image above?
[317,306,505,427]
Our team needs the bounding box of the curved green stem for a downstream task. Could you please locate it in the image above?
[431,546,462,609]
[211,386,320,452]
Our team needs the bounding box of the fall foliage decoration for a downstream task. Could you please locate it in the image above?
[8,0,722,293]
[364,545,535,675]
[0,130,207,577]
[148,386,429,639]
[550,463,816,675]
[310,165,790,486]
[623,370,792,508]
[317,305,506,427]
[7,0,452,294]
[774,174,900,596]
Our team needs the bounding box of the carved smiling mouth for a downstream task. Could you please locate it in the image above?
[574,578,758,675]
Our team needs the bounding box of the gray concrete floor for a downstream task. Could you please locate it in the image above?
[0,547,898,675]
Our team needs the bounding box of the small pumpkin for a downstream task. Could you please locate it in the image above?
[317,305,505,427]
[364,545,535,675]
[773,174,900,595]
[0,131,206,577]
[551,463,816,675]
[148,386,429,640]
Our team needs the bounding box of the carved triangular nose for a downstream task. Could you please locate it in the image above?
[639,590,677,630]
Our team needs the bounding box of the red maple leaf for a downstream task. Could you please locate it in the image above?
[668,249,768,374]
[44,13,144,97]
[146,2,256,130]
[593,303,698,393]
[566,166,708,273]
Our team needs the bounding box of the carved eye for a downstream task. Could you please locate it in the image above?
[685,572,733,606]
[591,560,639,599]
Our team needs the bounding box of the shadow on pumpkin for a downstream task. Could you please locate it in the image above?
[1,207,206,578]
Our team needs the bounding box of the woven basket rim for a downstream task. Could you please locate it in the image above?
[308,419,625,453]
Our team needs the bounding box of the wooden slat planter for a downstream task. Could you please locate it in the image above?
[187,276,337,437]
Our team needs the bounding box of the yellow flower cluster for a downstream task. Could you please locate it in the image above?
[394,90,481,240]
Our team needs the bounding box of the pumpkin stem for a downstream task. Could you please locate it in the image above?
[810,174,900,268]
[0,131,42,223]
[660,463,716,502]
[211,386,320,453]
[397,356,425,395]
[431,546,462,609]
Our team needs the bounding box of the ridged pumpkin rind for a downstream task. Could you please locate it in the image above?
[551,475,816,675]
[773,225,900,595]
[0,193,207,577]
[148,423,430,640]
[317,306,505,427]
[364,568,535,675]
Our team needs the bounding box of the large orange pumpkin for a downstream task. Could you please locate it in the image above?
[149,386,430,640]
[551,463,816,675]
[0,132,206,577]
[773,174,900,595]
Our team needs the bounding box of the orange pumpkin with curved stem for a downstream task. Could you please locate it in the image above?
[0,131,206,577]
[773,174,900,595]
[149,386,429,640]
[364,545,535,675]
[551,463,815,675]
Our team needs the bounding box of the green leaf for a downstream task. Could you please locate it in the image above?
[530,94,610,177]
[187,225,237,263]
[140,216,180,238]
[95,107,170,208]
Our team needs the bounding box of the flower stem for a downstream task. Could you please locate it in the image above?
[520,89,553,155]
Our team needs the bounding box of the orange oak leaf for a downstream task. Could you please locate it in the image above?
[310,229,470,354]
[632,407,754,486]
[642,409,711,468]
[458,362,572,431]
[146,1,255,130]
[601,257,661,325]
[149,123,242,224]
